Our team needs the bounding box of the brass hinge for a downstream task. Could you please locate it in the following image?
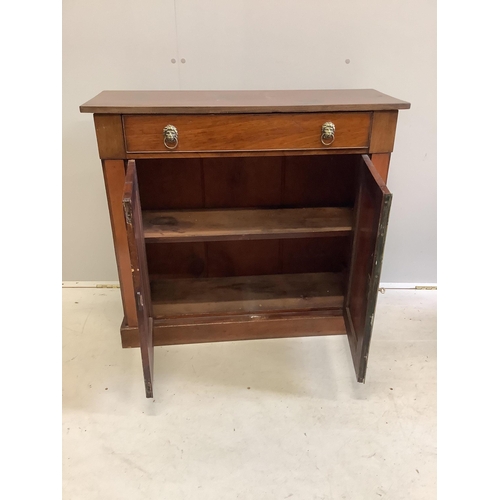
[136,292,144,309]
[124,202,132,225]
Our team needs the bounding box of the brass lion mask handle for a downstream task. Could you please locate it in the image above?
[321,122,335,146]
[163,125,178,149]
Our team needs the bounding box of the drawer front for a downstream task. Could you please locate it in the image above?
[123,112,371,153]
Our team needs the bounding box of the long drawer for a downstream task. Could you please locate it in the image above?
[123,112,372,153]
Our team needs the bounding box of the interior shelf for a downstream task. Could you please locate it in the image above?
[150,272,344,319]
[143,207,353,243]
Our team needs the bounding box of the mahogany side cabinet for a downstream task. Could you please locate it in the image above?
[80,89,410,398]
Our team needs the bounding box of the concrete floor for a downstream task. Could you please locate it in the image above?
[63,288,436,500]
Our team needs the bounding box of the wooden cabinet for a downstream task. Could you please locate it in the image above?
[81,89,410,398]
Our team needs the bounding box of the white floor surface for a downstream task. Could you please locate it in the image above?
[63,288,436,499]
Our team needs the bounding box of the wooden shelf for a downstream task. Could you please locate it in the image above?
[150,272,344,319]
[143,207,353,242]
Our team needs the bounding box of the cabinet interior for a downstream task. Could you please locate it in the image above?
[135,154,359,321]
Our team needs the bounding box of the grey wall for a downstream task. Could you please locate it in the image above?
[63,0,436,283]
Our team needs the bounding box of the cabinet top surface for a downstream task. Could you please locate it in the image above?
[80,89,410,114]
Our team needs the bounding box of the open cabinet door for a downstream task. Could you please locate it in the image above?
[345,155,392,383]
[123,160,154,398]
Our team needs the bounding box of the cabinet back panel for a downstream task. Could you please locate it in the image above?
[283,155,358,207]
[146,241,206,279]
[136,158,204,210]
[146,236,350,280]
[136,155,357,210]
[282,237,350,274]
[203,157,282,208]
[207,240,281,277]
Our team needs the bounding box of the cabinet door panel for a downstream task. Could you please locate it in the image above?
[345,155,392,382]
[123,160,154,398]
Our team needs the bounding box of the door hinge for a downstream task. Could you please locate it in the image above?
[124,202,132,225]
[136,292,144,309]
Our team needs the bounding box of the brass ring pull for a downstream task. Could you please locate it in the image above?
[321,122,335,146]
[163,125,178,150]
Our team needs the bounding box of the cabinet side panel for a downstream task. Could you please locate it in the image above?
[369,111,398,153]
[370,153,391,183]
[94,115,126,159]
[102,160,138,327]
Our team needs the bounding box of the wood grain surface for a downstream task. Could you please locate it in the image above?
[370,153,391,184]
[123,113,371,153]
[83,89,409,392]
[345,155,392,383]
[150,272,344,318]
[145,236,351,279]
[121,310,347,347]
[93,115,126,159]
[369,111,399,153]
[142,207,353,242]
[135,155,358,211]
[101,160,137,327]
[123,160,154,398]
[81,89,410,114]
